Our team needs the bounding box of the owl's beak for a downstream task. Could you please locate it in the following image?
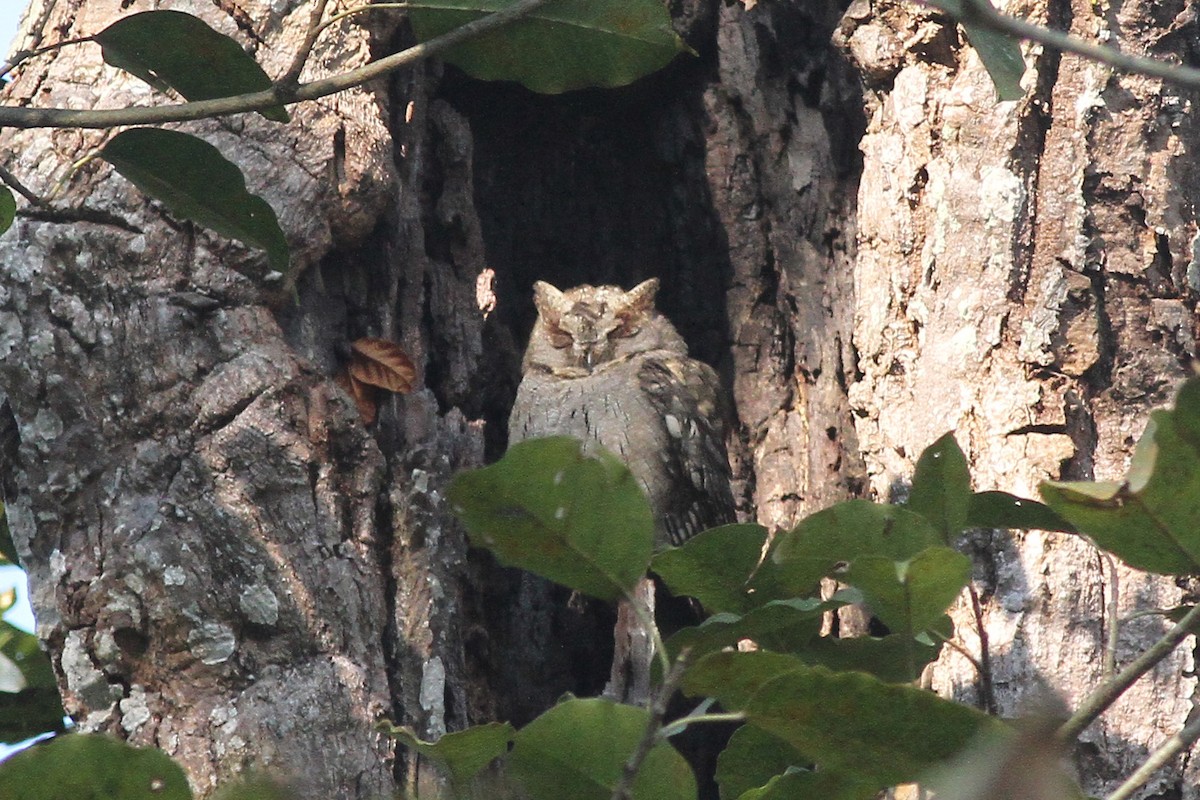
[574,344,596,372]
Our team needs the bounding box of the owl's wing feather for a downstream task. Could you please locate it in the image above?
[638,354,736,547]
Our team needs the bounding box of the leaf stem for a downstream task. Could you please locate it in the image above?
[0,0,558,129]
[1057,601,1200,743]
[611,648,692,800]
[658,711,746,739]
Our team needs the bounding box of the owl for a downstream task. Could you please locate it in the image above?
[509,278,736,549]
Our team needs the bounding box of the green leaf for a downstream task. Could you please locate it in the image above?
[960,22,1026,101]
[0,687,67,743]
[716,726,807,800]
[449,437,653,601]
[0,619,57,694]
[907,433,971,542]
[770,501,942,595]
[94,11,288,122]
[796,618,951,684]
[736,768,881,800]
[379,721,514,791]
[966,491,1075,532]
[0,734,192,800]
[681,650,802,707]
[406,0,690,94]
[0,502,18,566]
[1040,377,1200,575]
[0,186,15,235]
[664,597,836,667]
[923,0,1025,101]
[509,697,696,800]
[841,546,972,634]
[683,652,1002,788]
[101,128,289,273]
[651,524,786,614]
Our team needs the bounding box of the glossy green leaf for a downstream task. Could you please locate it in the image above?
[684,652,1001,788]
[102,128,289,273]
[0,186,15,235]
[0,734,191,800]
[1041,377,1200,575]
[842,546,971,634]
[94,11,288,122]
[652,524,787,614]
[908,433,971,542]
[379,721,514,791]
[449,437,653,601]
[406,0,690,94]
[771,500,942,595]
[509,698,696,800]
[966,491,1074,532]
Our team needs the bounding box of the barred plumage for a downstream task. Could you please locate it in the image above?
[509,278,735,549]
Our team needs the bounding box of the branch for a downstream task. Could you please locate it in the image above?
[279,0,333,87]
[957,0,1200,89]
[0,0,556,129]
[1105,710,1200,800]
[611,649,692,800]
[1057,601,1200,743]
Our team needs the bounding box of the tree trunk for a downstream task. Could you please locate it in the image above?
[1,0,1196,798]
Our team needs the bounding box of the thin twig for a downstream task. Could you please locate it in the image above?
[957,0,1200,89]
[0,0,557,129]
[0,36,93,78]
[1058,602,1200,743]
[280,0,332,87]
[969,584,996,714]
[611,648,692,800]
[314,3,417,38]
[1101,551,1120,678]
[0,162,46,206]
[1105,710,1200,800]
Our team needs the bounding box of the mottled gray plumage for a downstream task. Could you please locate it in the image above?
[509,278,735,549]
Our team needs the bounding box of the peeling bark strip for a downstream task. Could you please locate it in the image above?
[1,0,1198,797]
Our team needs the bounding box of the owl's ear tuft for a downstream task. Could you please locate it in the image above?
[533,281,570,322]
[625,279,660,312]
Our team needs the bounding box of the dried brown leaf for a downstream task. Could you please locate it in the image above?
[349,337,417,394]
[335,369,378,426]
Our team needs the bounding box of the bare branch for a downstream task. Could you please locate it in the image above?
[0,0,556,129]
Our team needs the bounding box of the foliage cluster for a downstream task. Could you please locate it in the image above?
[1,1,1199,799]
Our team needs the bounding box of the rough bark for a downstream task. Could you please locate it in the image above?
[1,0,1197,797]
[840,0,1199,794]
